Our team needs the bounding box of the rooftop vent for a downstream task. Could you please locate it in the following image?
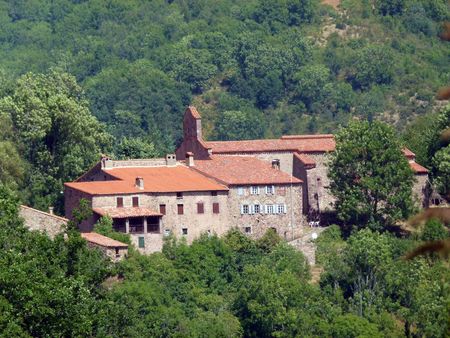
[165,154,176,166]
[135,177,144,190]
[186,152,195,167]
[272,159,280,170]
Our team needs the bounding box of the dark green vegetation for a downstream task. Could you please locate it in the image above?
[0,186,448,337]
[0,0,448,146]
[0,0,448,211]
[329,120,415,230]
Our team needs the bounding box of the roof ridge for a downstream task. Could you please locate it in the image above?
[281,134,334,139]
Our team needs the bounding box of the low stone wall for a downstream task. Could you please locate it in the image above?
[19,205,66,239]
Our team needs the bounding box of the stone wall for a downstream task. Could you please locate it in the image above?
[91,190,231,251]
[226,184,304,240]
[19,205,67,238]
[84,242,128,262]
[412,174,428,208]
[64,186,97,232]
[303,153,335,214]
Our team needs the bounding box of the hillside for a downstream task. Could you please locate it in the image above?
[0,0,448,154]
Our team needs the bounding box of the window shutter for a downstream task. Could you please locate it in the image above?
[265,186,268,194]
[272,185,275,194]
[250,205,254,214]
[256,187,260,195]
[240,205,244,214]
[264,205,267,214]
[283,204,287,213]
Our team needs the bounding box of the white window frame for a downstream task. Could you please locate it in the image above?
[254,204,261,214]
[164,229,171,237]
[265,185,275,195]
[277,204,287,214]
[266,204,275,214]
[250,186,260,195]
[241,204,250,214]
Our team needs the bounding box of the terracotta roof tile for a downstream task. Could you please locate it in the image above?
[402,148,416,159]
[206,135,336,154]
[194,156,302,185]
[93,207,162,218]
[186,106,201,119]
[410,162,429,174]
[294,153,316,168]
[65,165,228,195]
[81,232,128,248]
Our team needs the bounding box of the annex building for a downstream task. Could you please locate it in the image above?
[64,106,429,254]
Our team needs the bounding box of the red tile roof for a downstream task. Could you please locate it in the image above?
[194,156,302,185]
[294,153,316,168]
[205,135,336,154]
[81,232,128,248]
[402,148,416,159]
[186,106,201,119]
[410,162,429,174]
[65,165,228,195]
[93,207,162,218]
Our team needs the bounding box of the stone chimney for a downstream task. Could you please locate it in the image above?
[101,154,112,169]
[272,159,280,170]
[135,177,144,190]
[186,152,195,167]
[48,206,54,215]
[165,154,177,166]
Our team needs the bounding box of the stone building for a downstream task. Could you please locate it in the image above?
[19,205,128,261]
[81,232,128,262]
[176,106,430,216]
[64,151,303,253]
[65,106,430,254]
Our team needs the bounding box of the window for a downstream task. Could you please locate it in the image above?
[266,204,275,214]
[254,204,261,214]
[159,204,166,215]
[147,217,160,233]
[211,191,218,196]
[244,226,252,234]
[138,236,145,248]
[277,204,286,214]
[237,187,244,195]
[213,202,220,214]
[132,196,139,207]
[176,192,183,199]
[177,204,184,215]
[197,202,204,214]
[113,219,126,233]
[115,248,120,258]
[250,186,260,195]
[164,229,171,237]
[265,185,275,195]
[182,228,188,235]
[129,218,144,233]
[116,197,124,208]
[241,204,249,214]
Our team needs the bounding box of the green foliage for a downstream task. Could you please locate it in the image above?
[420,218,448,241]
[93,216,131,245]
[428,105,450,197]
[351,45,395,90]
[329,120,415,230]
[256,227,282,253]
[115,137,159,160]
[216,110,265,141]
[0,71,111,211]
[331,314,382,338]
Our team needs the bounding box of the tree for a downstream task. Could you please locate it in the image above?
[427,105,450,198]
[293,64,330,108]
[115,137,159,160]
[215,110,264,141]
[0,70,111,211]
[329,120,415,230]
[351,45,395,90]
